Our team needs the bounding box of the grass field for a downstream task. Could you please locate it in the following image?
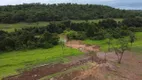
[0,45,82,79]
[72,18,123,23]
[0,19,123,32]
[83,32,142,52]
[131,32,142,53]
[0,22,49,32]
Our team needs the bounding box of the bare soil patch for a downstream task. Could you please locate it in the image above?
[51,52,142,80]
[66,40,100,53]
[3,55,104,80]
[48,40,142,80]
[3,40,142,80]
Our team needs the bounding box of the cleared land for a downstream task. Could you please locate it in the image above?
[1,20,142,80]
[0,46,82,79]
[3,38,142,80]
[1,32,142,80]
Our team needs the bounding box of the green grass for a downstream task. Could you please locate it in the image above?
[83,32,142,53]
[0,19,123,32]
[83,39,108,51]
[0,22,49,32]
[71,18,123,23]
[131,32,142,53]
[0,45,82,79]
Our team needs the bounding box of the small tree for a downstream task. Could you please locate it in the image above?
[103,32,113,61]
[112,38,130,64]
[129,32,136,46]
[59,39,65,55]
[105,33,113,51]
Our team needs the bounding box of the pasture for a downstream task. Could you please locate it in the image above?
[0,19,123,32]
[0,45,82,79]
[0,22,49,32]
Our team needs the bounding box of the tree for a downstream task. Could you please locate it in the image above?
[98,19,117,28]
[41,31,59,48]
[59,39,65,55]
[105,33,113,51]
[112,38,130,64]
[103,32,113,61]
[42,31,52,41]
[0,3,139,23]
[122,17,142,27]
[1,37,15,51]
[86,24,96,37]
[129,32,136,46]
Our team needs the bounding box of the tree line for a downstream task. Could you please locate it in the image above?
[0,3,142,23]
[0,28,59,52]
[67,18,142,40]
[0,18,142,52]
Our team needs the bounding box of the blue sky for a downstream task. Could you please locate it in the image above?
[0,0,142,10]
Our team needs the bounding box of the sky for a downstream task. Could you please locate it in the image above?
[0,0,142,10]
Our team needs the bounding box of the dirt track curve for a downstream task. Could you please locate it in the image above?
[3,40,103,80]
[3,40,142,80]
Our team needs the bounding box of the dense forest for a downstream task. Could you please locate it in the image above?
[0,18,142,52]
[0,3,142,23]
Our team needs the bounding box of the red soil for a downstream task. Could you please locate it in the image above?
[3,40,142,80]
[52,52,142,80]
[66,40,100,53]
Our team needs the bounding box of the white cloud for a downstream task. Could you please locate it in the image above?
[0,0,142,9]
[0,0,116,5]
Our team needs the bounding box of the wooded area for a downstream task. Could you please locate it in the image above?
[0,18,142,52]
[0,3,142,23]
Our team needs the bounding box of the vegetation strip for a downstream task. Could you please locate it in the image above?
[3,55,100,80]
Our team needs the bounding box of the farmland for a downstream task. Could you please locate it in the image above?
[0,46,82,79]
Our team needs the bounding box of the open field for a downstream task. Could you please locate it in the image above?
[0,45,82,79]
[0,22,49,32]
[83,32,142,52]
[72,18,123,23]
[131,32,142,53]
[3,37,142,80]
[1,19,142,80]
[1,32,142,80]
[0,19,123,32]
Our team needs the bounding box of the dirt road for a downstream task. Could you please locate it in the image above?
[66,40,100,52]
[51,40,142,80]
[3,40,142,80]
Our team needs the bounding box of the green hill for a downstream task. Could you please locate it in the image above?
[0,3,141,23]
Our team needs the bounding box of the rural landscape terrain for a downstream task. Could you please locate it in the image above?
[0,3,142,80]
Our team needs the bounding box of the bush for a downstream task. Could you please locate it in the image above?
[122,17,142,27]
[42,42,53,49]
[66,30,86,40]
[98,19,118,28]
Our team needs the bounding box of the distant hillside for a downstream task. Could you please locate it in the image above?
[0,3,141,23]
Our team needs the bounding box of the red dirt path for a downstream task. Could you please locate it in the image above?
[66,40,100,52]
[3,40,142,80]
[50,40,142,80]
[52,52,142,80]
